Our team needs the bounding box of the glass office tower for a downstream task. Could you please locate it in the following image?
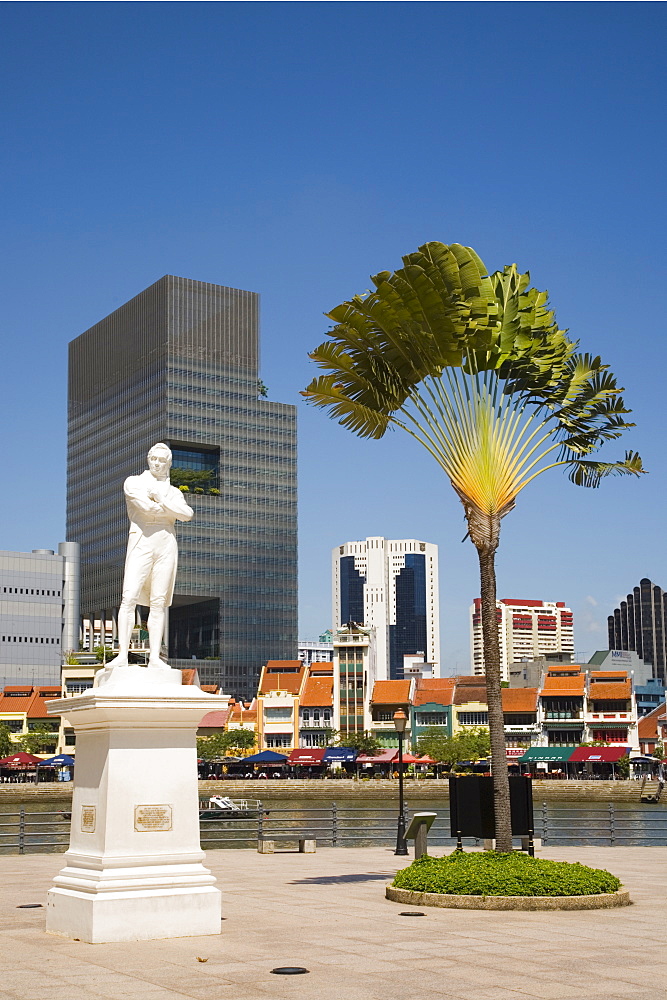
[67,275,297,699]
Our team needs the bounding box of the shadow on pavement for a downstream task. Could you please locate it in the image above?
[289,873,394,884]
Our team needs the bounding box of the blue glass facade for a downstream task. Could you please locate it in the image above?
[339,556,365,625]
[390,553,427,679]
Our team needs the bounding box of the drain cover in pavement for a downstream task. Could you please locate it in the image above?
[17,904,43,909]
[399,911,425,916]
[271,967,310,975]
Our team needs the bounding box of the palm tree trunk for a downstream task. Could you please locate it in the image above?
[477,545,513,852]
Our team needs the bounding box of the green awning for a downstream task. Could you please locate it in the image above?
[518,747,575,763]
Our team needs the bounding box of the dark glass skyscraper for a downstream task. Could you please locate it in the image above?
[608,578,666,682]
[67,275,297,699]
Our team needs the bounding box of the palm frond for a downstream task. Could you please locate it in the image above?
[566,451,645,487]
[301,374,393,439]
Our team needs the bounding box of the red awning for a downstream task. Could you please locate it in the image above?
[569,746,629,763]
[287,748,326,765]
[356,750,397,764]
[0,752,42,768]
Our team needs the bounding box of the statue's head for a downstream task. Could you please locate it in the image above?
[147,443,172,480]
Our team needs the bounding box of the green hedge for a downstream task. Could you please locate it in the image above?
[393,851,622,897]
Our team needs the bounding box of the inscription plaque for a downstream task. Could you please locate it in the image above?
[81,806,96,833]
[134,804,173,832]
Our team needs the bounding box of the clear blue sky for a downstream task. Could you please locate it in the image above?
[1,2,665,672]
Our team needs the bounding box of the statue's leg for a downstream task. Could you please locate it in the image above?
[147,533,176,666]
[107,540,152,668]
[116,599,136,661]
[147,599,166,666]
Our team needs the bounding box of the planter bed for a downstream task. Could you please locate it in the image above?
[387,849,629,910]
[386,885,630,910]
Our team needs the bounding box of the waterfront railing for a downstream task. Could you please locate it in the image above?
[1,802,666,854]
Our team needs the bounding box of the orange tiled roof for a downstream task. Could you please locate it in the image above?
[229,705,257,723]
[589,671,627,679]
[308,662,333,674]
[546,665,584,673]
[199,710,231,729]
[502,688,538,712]
[200,684,219,694]
[541,673,585,694]
[413,679,455,707]
[638,703,666,740]
[259,661,305,695]
[371,680,411,705]
[588,681,631,700]
[259,674,303,695]
[300,676,333,708]
[27,688,61,718]
[0,686,36,713]
[453,676,488,704]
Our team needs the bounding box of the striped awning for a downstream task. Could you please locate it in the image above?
[518,747,575,763]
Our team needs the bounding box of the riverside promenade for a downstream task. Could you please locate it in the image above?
[0,845,664,1000]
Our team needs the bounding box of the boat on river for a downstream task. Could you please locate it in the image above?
[199,795,268,819]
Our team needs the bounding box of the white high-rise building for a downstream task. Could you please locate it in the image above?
[298,638,334,666]
[332,537,440,680]
[0,543,80,687]
[470,598,574,682]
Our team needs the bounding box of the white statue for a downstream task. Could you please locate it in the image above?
[107,443,193,669]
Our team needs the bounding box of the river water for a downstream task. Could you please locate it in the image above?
[1,795,666,854]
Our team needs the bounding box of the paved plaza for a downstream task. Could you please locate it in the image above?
[0,845,664,1000]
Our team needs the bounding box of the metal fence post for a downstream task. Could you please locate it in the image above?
[542,801,548,845]
[257,800,264,843]
[18,806,25,855]
[609,802,615,845]
[332,801,337,847]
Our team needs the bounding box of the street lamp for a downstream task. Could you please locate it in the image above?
[393,709,408,856]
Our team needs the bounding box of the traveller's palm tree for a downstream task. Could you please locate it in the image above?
[303,242,643,850]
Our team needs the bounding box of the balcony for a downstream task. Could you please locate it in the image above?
[372,718,412,732]
[586,712,631,721]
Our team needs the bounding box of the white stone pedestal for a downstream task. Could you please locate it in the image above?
[46,667,225,943]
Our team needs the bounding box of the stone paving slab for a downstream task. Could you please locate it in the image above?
[0,845,664,999]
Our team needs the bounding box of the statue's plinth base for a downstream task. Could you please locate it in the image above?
[46,675,225,943]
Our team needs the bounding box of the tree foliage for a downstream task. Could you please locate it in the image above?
[19,726,58,754]
[169,467,216,489]
[337,730,383,755]
[0,723,14,758]
[616,754,630,778]
[417,727,490,765]
[93,645,116,663]
[197,728,256,760]
[224,728,256,751]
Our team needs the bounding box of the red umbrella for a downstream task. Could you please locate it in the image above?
[0,752,42,768]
